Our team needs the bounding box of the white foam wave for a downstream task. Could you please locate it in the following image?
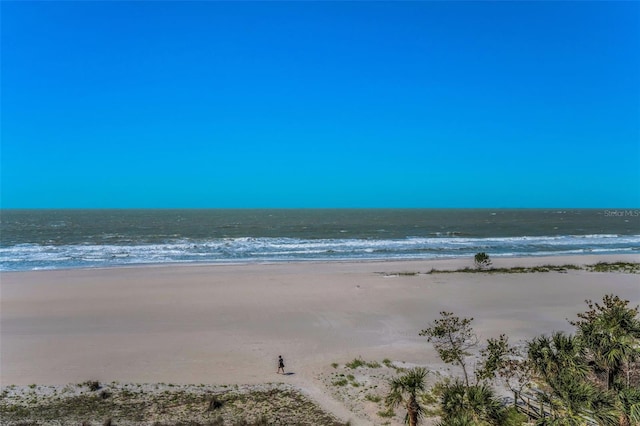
[1,234,639,271]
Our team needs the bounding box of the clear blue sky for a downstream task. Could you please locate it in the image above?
[2,1,639,208]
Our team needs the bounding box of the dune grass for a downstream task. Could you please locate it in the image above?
[0,382,350,426]
[380,261,640,276]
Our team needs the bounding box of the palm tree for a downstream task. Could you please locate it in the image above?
[538,377,619,426]
[528,332,619,426]
[528,332,589,387]
[568,295,640,426]
[386,367,428,426]
[437,379,515,425]
[571,295,640,391]
[617,386,640,426]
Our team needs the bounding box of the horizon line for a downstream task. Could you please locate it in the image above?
[2,207,639,211]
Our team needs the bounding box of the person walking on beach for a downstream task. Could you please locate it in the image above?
[277,355,285,374]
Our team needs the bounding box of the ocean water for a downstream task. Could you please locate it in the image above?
[1,209,638,271]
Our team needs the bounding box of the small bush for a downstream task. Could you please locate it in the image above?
[84,381,101,391]
[377,407,395,418]
[474,252,492,270]
[207,396,224,411]
[331,362,339,369]
[332,378,348,386]
[365,394,381,403]
[345,358,365,369]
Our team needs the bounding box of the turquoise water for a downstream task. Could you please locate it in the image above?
[1,209,638,271]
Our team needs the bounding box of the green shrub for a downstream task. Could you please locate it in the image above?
[332,378,348,386]
[377,407,395,418]
[474,252,492,270]
[345,358,365,369]
[365,394,381,403]
[587,261,640,273]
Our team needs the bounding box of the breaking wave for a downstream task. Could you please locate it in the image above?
[2,234,639,271]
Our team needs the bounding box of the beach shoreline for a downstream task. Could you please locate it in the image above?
[2,254,639,424]
[4,252,640,274]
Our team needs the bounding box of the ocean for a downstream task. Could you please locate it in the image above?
[1,209,638,271]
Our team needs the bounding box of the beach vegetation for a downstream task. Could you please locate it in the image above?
[474,252,492,270]
[568,295,640,426]
[419,388,439,408]
[480,339,533,411]
[0,383,348,426]
[207,396,224,411]
[332,378,348,387]
[345,357,380,369]
[427,262,639,275]
[421,319,528,425]
[382,358,393,368]
[436,295,640,426]
[385,367,428,426]
[377,407,396,418]
[475,334,512,383]
[345,358,365,369]
[84,380,101,392]
[421,293,640,425]
[365,393,381,403]
[586,262,640,274]
[570,294,640,390]
[331,362,339,369]
[526,332,619,425]
[435,380,523,426]
[420,312,477,387]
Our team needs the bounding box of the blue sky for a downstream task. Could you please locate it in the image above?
[2,1,639,208]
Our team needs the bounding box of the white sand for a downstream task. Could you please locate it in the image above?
[2,255,639,424]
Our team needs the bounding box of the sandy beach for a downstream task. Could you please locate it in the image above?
[2,254,639,424]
